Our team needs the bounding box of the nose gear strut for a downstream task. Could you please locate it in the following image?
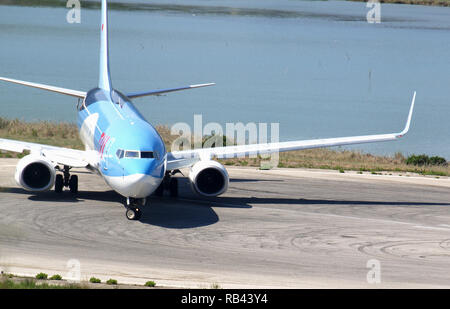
[124,197,146,220]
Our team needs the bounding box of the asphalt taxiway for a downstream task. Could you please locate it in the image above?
[0,159,449,288]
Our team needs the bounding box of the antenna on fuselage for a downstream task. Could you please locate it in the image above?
[99,0,112,92]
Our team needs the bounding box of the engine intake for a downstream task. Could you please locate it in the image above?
[15,155,56,192]
[189,160,229,197]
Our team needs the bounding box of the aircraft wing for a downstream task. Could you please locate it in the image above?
[126,83,215,99]
[167,92,416,170]
[0,138,90,168]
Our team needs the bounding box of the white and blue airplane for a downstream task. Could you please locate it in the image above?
[0,0,416,220]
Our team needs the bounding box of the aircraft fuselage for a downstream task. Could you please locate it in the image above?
[77,88,166,198]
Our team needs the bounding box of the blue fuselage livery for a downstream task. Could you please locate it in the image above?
[78,88,166,198]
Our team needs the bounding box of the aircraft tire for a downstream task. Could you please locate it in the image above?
[55,174,63,193]
[69,175,78,194]
[126,208,141,220]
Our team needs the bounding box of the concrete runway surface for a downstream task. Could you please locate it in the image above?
[0,159,449,288]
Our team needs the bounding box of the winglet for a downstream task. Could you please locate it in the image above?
[397,91,416,138]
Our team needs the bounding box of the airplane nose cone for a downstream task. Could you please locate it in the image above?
[124,159,164,179]
[126,174,160,198]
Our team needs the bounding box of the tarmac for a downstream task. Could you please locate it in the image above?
[0,159,449,288]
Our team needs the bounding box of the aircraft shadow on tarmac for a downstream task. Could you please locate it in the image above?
[3,176,450,229]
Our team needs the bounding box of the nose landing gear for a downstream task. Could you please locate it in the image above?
[124,197,146,220]
[125,207,141,220]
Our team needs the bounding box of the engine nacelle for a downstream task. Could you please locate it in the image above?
[189,160,229,197]
[14,155,56,192]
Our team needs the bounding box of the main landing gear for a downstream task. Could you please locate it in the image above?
[55,165,78,194]
[154,171,179,197]
[125,197,145,220]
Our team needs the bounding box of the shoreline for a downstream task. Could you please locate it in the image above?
[0,117,448,177]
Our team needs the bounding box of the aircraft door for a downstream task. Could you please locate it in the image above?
[102,137,113,172]
[114,148,125,179]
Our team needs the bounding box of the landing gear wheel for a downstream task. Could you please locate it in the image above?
[55,174,63,193]
[69,175,78,194]
[125,208,141,220]
[154,182,164,197]
[169,177,178,197]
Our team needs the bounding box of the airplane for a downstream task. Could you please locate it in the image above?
[0,0,416,220]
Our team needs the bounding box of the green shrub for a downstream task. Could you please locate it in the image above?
[35,273,48,280]
[106,279,117,285]
[406,154,429,166]
[429,156,447,166]
[202,135,234,148]
[144,281,156,287]
[89,277,101,284]
[49,274,62,280]
[210,283,222,289]
[406,154,447,166]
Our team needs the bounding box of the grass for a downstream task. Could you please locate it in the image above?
[1,273,162,289]
[106,279,117,285]
[89,277,101,284]
[49,274,62,280]
[0,118,83,156]
[210,283,222,289]
[144,281,156,287]
[0,277,84,289]
[218,149,450,177]
[35,272,48,280]
[0,118,449,177]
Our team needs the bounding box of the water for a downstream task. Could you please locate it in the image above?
[1,0,450,157]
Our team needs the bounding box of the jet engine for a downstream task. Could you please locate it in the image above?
[189,160,229,197]
[14,155,56,192]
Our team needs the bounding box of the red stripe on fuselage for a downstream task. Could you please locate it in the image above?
[100,135,110,158]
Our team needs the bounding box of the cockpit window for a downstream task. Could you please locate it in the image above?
[141,151,154,159]
[84,88,109,107]
[111,90,130,108]
[125,151,140,158]
[116,149,124,159]
[119,150,158,159]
